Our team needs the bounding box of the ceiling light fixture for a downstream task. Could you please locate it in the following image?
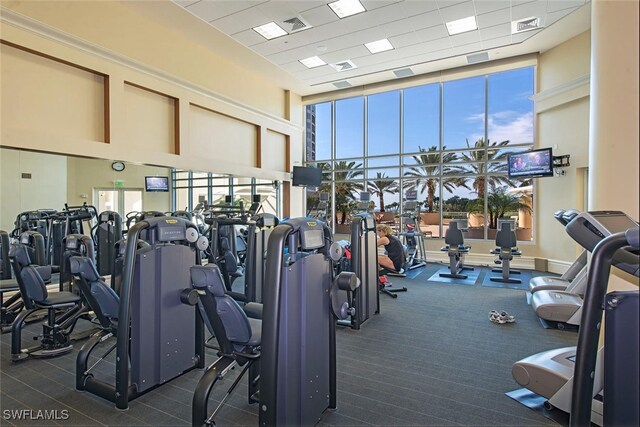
[445,16,478,35]
[365,38,394,54]
[300,56,326,68]
[253,22,287,40]
[328,0,366,19]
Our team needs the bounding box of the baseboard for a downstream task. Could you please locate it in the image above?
[425,251,536,270]
[547,259,572,275]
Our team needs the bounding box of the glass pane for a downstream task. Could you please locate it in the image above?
[124,190,142,215]
[442,183,480,240]
[404,83,440,153]
[306,102,331,162]
[368,91,399,156]
[443,76,485,150]
[192,187,208,207]
[402,179,438,237]
[368,156,400,168]
[367,174,399,214]
[488,67,534,145]
[97,190,118,214]
[366,167,400,180]
[335,97,364,159]
[175,188,189,211]
[485,181,533,241]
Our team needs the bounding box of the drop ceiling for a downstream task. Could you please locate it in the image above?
[172,0,590,95]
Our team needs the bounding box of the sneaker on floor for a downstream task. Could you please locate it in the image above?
[489,310,515,324]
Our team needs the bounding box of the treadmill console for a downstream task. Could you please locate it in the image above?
[566,211,638,252]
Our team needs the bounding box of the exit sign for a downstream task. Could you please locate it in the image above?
[114,180,124,188]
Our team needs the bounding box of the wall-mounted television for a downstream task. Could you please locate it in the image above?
[292,166,322,187]
[145,176,169,192]
[507,148,554,178]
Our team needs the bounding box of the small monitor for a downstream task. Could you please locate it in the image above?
[319,192,329,201]
[224,195,233,204]
[145,176,169,192]
[508,148,554,178]
[252,194,261,203]
[360,192,370,202]
[292,166,322,187]
[497,219,516,231]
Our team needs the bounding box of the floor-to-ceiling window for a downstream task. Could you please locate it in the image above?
[305,66,535,241]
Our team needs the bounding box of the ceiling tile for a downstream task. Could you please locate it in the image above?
[511,1,548,21]
[172,0,200,7]
[452,41,483,56]
[481,35,512,50]
[186,1,263,22]
[477,8,512,28]
[232,29,267,46]
[285,1,328,14]
[436,0,469,8]
[321,45,371,63]
[210,9,272,35]
[361,0,403,11]
[545,8,579,26]
[404,10,444,32]
[511,29,541,43]
[388,32,422,48]
[450,29,482,46]
[414,24,450,43]
[299,4,340,27]
[399,0,439,17]
[547,0,584,13]
[438,1,476,22]
[479,23,511,40]
[473,0,511,15]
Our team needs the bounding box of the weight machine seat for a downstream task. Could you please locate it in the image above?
[190,265,261,351]
[243,302,263,319]
[220,237,243,279]
[10,245,80,308]
[70,257,120,324]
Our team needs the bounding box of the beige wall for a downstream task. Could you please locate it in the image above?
[0,2,297,189]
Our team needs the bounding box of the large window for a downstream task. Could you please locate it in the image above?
[305,66,535,241]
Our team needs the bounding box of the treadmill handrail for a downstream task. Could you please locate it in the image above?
[570,228,639,427]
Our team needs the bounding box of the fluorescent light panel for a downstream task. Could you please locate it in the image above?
[445,16,477,35]
[328,0,366,19]
[253,22,287,40]
[299,56,326,68]
[365,38,394,54]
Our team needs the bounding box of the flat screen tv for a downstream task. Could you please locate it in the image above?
[507,148,554,178]
[292,166,322,187]
[145,176,169,192]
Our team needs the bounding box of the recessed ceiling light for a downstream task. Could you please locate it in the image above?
[328,0,366,19]
[253,22,287,40]
[300,56,326,69]
[445,16,478,36]
[365,39,394,54]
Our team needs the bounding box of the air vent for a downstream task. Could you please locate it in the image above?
[467,52,489,64]
[393,68,414,78]
[280,16,312,34]
[512,16,542,34]
[329,60,357,72]
[333,81,352,89]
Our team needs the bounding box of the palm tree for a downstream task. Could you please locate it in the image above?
[404,146,469,212]
[367,172,398,212]
[468,185,532,229]
[460,138,514,198]
[330,161,364,224]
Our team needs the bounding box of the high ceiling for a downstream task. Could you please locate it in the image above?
[171,0,590,95]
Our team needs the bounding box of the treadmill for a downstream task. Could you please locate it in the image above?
[529,209,588,293]
[513,211,639,426]
[531,211,638,325]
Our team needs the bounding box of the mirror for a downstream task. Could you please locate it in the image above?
[0,147,171,233]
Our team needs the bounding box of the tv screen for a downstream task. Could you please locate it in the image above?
[292,166,322,187]
[145,176,169,192]
[507,148,554,178]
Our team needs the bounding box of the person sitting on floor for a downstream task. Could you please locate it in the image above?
[376,224,405,273]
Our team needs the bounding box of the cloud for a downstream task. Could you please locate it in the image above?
[469,110,533,144]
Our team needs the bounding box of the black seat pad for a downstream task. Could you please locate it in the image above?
[246,317,262,347]
[38,291,81,307]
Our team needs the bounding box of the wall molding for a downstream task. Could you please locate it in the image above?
[0,7,299,133]
[531,74,590,113]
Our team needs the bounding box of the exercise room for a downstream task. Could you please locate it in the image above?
[0,1,638,426]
